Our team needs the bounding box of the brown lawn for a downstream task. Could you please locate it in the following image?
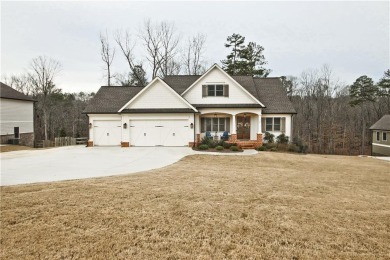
[1,152,389,259]
[0,145,35,153]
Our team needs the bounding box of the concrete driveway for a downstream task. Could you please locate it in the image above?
[1,146,195,186]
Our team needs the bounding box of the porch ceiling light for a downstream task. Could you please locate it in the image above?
[89,123,92,128]
[123,123,127,129]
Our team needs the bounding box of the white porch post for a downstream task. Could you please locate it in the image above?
[195,114,201,134]
[257,113,262,134]
[231,114,236,134]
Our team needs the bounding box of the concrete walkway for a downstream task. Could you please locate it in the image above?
[1,146,258,186]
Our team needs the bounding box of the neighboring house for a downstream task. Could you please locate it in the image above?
[83,64,296,148]
[0,82,35,147]
[369,114,390,156]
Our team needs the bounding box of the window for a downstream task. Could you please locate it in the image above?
[274,118,281,131]
[201,117,230,132]
[266,118,273,131]
[202,84,229,97]
[383,132,387,141]
[264,117,285,132]
[14,127,19,139]
[376,132,380,141]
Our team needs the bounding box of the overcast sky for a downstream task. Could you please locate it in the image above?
[1,1,389,93]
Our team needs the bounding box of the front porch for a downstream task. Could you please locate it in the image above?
[195,111,263,149]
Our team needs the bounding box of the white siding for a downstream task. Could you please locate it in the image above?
[0,98,34,135]
[127,80,189,109]
[262,114,292,138]
[183,67,259,105]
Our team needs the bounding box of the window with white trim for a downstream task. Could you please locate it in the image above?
[265,117,284,132]
[201,117,230,132]
[383,132,387,141]
[202,84,229,97]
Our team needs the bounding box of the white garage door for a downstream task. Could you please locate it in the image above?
[93,120,122,146]
[130,120,190,146]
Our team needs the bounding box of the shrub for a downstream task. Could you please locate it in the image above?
[200,136,213,146]
[198,144,209,150]
[230,145,239,151]
[263,132,275,143]
[265,142,277,150]
[223,142,237,149]
[208,140,217,148]
[215,146,224,151]
[270,147,277,152]
[291,138,308,153]
[216,140,226,147]
[276,133,289,144]
[288,143,300,153]
[256,145,267,151]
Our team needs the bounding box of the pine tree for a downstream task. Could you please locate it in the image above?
[221,33,270,77]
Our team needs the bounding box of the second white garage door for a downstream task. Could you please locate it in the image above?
[129,120,190,146]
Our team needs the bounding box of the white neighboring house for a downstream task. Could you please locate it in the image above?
[83,64,296,148]
[0,82,35,147]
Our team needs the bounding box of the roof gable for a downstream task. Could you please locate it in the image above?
[119,77,197,112]
[0,82,34,102]
[181,64,263,106]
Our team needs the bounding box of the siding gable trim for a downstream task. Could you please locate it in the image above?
[180,64,265,107]
[118,77,198,113]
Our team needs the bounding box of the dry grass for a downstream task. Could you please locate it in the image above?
[1,152,389,259]
[0,145,35,153]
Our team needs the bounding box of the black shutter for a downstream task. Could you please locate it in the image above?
[226,117,230,132]
[202,85,207,97]
[281,117,286,132]
[224,85,229,97]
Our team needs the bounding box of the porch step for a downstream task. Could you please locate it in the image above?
[239,144,256,149]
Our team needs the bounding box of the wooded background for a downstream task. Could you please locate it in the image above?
[3,21,389,155]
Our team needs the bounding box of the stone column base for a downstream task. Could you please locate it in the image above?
[121,142,129,147]
[87,141,93,147]
[230,134,237,142]
[257,133,263,146]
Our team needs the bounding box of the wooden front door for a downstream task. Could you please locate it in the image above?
[236,116,250,140]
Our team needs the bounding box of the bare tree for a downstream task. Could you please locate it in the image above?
[183,33,207,75]
[2,73,33,95]
[115,30,147,86]
[140,19,163,78]
[159,21,180,77]
[28,56,61,140]
[100,31,115,86]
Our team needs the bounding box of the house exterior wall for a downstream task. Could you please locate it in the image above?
[372,130,390,156]
[126,80,189,109]
[0,98,34,136]
[183,67,259,105]
[261,114,293,138]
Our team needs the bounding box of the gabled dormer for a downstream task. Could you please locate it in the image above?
[181,64,264,107]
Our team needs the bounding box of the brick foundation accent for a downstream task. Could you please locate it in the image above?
[196,134,201,143]
[189,142,195,147]
[257,133,263,144]
[87,141,93,147]
[121,142,129,147]
[230,134,237,142]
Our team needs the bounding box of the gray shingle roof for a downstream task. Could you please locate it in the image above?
[85,75,297,114]
[83,86,144,113]
[369,115,390,131]
[193,104,263,108]
[164,75,296,114]
[0,82,34,102]
[122,108,195,113]
[252,78,296,114]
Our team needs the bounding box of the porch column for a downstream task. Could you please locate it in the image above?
[257,113,263,143]
[231,114,236,134]
[257,114,262,134]
[231,114,237,142]
[195,114,201,143]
